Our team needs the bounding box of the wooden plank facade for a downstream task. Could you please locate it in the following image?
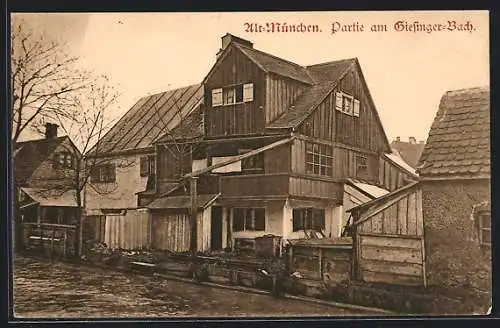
[350,184,426,286]
[204,46,267,137]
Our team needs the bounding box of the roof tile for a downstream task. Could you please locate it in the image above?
[417,87,490,179]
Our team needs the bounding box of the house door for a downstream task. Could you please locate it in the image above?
[211,206,223,250]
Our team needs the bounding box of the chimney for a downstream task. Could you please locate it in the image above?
[45,123,58,139]
[409,136,416,144]
[396,136,401,142]
[217,33,253,59]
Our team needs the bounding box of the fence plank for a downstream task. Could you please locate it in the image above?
[360,259,422,277]
[407,193,417,235]
[361,270,423,286]
[360,235,422,249]
[361,244,422,264]
[397,196,408,235]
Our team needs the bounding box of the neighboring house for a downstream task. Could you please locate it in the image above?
[83,84,203,249]
[14,123,81,226]
[417,86,491,292]
[390,136,425,169]
[137,33,417,253]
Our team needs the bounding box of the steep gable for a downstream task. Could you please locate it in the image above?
[14,136,68,184]
[417,87,490,179]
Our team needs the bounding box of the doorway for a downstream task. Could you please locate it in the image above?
[211,206,223,250]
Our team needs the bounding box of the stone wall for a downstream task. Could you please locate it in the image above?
[421,179,491,311]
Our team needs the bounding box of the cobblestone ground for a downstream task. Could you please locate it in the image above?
[13,256,370,318]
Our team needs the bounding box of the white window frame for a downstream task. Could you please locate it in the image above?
[305,142,333,177]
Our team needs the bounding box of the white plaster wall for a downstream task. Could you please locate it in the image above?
[85,154,148,213]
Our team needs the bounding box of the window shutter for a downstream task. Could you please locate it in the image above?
[353,99,360,117]
[140,157,148,177]
[90,166,100,183]
[211,88,223,106]
[243,83,254,102]
[335,92,343,111]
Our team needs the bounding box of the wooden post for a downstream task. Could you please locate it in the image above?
[63,228,68,257]
[78,216,84,258]
[190,177,198,253]
[50,229,55,257]
[318,248,323,280]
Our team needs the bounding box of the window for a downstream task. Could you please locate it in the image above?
[224,88,235,104]
[335,91,360,117]
[306,142,333,176]
[90,163,116,183]
[212,88,223,106]
[212,83,254,107]
[55,153,74,169]
[233,208,265,231]
[478,212,491,247]
[292,208,325,232]
[140,155,156,177]
[356,155,368,176]
[239,149,264,172]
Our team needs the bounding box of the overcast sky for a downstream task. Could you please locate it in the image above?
[14,11,489,143]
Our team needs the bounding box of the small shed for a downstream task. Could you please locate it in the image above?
[347,182,426,287]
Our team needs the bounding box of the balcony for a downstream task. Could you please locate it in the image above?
[220,173,289,199]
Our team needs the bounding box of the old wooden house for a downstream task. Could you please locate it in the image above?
[14,123,81,226]
[83,85,203,249]
[137,33,417,253]
[417,86,491,293]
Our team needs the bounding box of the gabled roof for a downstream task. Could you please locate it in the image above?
[154,104,204,143]
[235,43,314,84]
[417,87,490,179]
[14,136,68,184]
[90,84,203,156]
[266,58,354,129]
[390,141,425,169]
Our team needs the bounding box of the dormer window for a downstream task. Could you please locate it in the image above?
[211,83,254,107]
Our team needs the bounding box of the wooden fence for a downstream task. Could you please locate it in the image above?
[288,241,352,283]
[350,182,426,287]
[104,210,151,250]
[22,222,76,257]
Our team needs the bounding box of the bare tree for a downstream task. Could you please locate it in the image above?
[50,76,121,256]
[11,19,90,144]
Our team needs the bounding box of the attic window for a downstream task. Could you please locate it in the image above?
[336,91,360,117]
[55,153,74,169]
[212,83,254,107]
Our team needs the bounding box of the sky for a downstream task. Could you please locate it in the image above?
[13,11,489,143]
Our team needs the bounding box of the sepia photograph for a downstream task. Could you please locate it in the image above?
[10,10,490,319]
